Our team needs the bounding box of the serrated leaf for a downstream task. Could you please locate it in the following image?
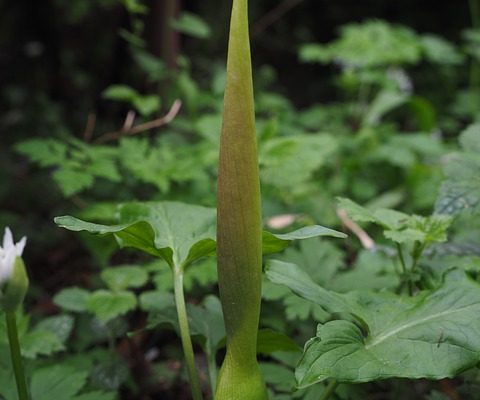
[15,139,67,167]
[101,265,148,291]
[54,287,90,312]
[31,366,88,400]
[53,168,94,196]
[267,261,480,387]
[86,290,137,323]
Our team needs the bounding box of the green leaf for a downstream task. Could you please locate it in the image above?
[363,89,409,127]
[337,198,377,224]
[21,330,65,358]
[53,168,94,196]
[86,290,137,323]
[34,315,74,344]
[267,261,480,387]
[263,226,347,255]
[299,20,422,68]
[435,123,480,215]
[56,201,341,267]
[102,84,138,101]
[31,366,88,400]
[132,95,160,117]
[171,12,211,39]
[257,329,301,355]
[54,287,90,312]
[15,139,67,167]
[101,265,148,291]
[55,201,217,268]
[72,392,116,400]
[139,291,174,312]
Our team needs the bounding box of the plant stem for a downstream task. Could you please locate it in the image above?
[396,243,412,296]
[320,380,338,400]
[173,268,203,400]
[206,344,218,394]
[5,312,29,400]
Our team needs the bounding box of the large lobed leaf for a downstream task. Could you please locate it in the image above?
[55,201,345,268]
[267,260,480,388]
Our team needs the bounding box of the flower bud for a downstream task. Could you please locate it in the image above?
[0,228,29,312]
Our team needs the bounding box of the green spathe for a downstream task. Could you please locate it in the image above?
[215,0,267,398]
[1,257,29,312]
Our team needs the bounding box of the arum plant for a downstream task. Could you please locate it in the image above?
[215,0,267,398]
[0,227,29,400]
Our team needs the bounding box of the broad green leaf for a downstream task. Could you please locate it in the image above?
[257,329,301,355]
[56,202,344,267]
[86,290,137,323]
[31,366,88,400]
[263,226,347,255]
[55,201,217,268]
[34,315,74,344]
[101,265,148,291]
[267,261,480,387]
[21,330,65,358]
[139,291,174,312]
[54,287,90,312]
[171,12,211,39]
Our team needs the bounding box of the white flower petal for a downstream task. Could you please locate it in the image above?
[3,227,14,251]
[0,227,27,285]
[15,236,27,257]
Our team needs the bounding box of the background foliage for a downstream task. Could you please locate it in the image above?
[1,0,480,399]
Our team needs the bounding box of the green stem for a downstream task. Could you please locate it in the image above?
[5,312,29,400]
[206,344,218,395]
[173,268,203,400]
[320,380,338,400]
[395,243,412,295]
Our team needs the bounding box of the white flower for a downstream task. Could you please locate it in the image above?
[0,228,27,285]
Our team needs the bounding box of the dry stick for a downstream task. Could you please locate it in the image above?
[93,99,182,144]
[251,0,305,38]
[336,208,375,250]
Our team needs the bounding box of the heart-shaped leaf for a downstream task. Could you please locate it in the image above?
[267,260,480,388]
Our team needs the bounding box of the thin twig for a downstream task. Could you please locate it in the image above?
[83,113,96,142]
[93,99,182,144]
[337,208,375,250]
[251,0,305,38]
